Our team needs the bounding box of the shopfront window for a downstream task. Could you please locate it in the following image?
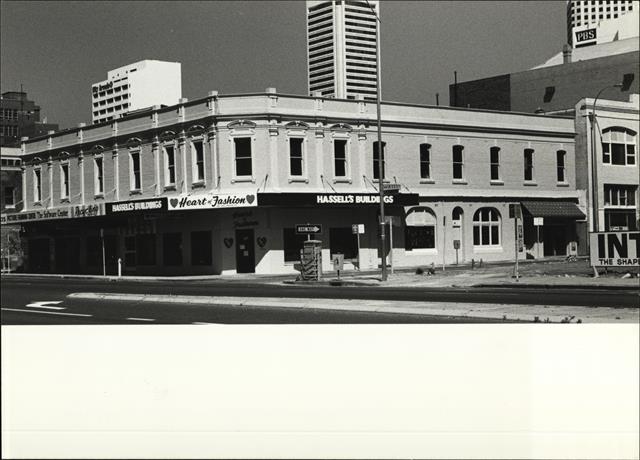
[163,232,183,266]
[191,231,212,265]
[283,228,308,262]
[329,227,358,259]
[136,234,156,266]
[405,207,437,250]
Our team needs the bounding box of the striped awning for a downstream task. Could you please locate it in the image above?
[521,201,586,219]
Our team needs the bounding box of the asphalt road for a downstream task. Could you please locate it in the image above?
[1,275,636,325]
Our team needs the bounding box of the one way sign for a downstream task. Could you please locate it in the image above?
[296,224,322,234]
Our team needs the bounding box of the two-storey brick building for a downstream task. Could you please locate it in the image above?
[3,89,584,275]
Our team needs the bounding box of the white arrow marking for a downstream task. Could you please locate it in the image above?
[2,308,91,317]
[25,301,64,310]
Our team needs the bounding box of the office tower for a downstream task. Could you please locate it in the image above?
[91,60,182,124]
[307,0,379,100]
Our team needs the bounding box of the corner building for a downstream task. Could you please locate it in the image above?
[8,90,583,275]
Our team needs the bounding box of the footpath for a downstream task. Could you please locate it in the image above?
[15,257,637,324]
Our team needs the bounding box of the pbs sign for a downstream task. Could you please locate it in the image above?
[589,232,640,267]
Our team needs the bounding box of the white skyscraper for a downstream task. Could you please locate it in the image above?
[306,0,379,100]
[91,60,182,124]
[567,0,638,47]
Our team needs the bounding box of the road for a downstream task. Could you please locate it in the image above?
[1,275,636,325]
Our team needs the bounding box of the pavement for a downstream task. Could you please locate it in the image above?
[4,257,639,323]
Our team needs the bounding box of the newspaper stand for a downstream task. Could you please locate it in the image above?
[299,239,322,281]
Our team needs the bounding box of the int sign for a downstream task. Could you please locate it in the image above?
[574,27,597,47]
[589,232,640,267]
[296,224,322,235]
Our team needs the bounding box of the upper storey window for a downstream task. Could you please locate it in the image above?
[234,137,252,177]
[602,127,636,166]
[452,145,464,180]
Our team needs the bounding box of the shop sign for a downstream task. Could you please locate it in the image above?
[71,203,104,218]
[167,192,257,211]
[589,232,640,267]
[574,27,597,47]
[1,207,70,224]
[352,224,365,234]
[258,193,419,206]
[106,198,167,215]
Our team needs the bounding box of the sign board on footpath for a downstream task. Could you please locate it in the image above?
[589,232,640,267]
[296,224,322,235]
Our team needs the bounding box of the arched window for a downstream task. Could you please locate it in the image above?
[473,208,501,247]
[601,127,636,166]
[405,207,437,250]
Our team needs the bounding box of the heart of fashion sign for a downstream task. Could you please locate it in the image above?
[168,192,257,211]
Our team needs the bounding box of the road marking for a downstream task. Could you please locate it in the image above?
[1,308,92,317]
[126,317,155,322]
[192,322,219,325]
[25,301,64,310]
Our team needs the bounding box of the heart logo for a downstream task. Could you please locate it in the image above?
[246,194,255,204]
[169,198,178,208]
[257,236,267,248]
[223,238,234,248]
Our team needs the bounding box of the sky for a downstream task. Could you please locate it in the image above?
[1,0,567,130]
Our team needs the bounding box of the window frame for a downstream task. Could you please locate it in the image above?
[524,148,535,183]
[232,136,254,182]
[452,145,465,181]
[191,138,206,185]
[333,138,350,181]
[33,167,42,204]
[94,155,104,197]
[472,207,501,248]
[287,136,307,182]
[556,150,567,184]
[4,186,16,209]
[129,150,141,192]
[163,143,176,189]
[404,207,438,253]
[490,146,501,182]
[601,127,637,166]
[60,162,70,200]
[419,143,432,181]
[372,141,386,180]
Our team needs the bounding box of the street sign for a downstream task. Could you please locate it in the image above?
[533,217,544,226]
[352,224,365,234]
[517,223,524,252]
[296,224,322,234]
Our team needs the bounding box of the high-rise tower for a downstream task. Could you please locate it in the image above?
[566,0,638,47]
[306,0,379,100]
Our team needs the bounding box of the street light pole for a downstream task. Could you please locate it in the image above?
[366,0,387,281]
[589,83,622,277]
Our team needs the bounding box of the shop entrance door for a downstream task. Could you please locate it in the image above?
[235,229,255,273]
[543,225,567,256]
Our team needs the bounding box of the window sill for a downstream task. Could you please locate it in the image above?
[60,197,70,204]
[33,201,42,207]
[556,182,570,187]
[473,246,504,253]
[231,177,255,184]
[94,194,104,200]
[405,248,438,255]
[192,180,206,189]
[333,178,352,184]
[288,177,309,184]
[130,189,142,195]
[490,180,504,186]
[452,179,467,185]
[4,205,16,210]
[523,181,537,186]
[164,185,177,192]
[419,179,435,184]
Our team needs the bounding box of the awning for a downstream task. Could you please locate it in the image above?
[521,201,585,219]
